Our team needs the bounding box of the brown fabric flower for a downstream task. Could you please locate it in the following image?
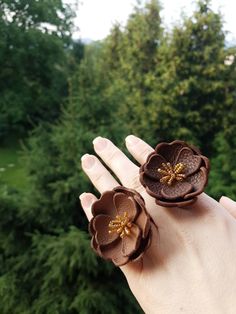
[140,140,210,207]
[89,186,152,266]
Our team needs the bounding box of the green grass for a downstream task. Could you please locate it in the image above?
[0,138,28,190]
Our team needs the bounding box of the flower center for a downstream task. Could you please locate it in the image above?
[108,212,132,238]
[158,162,186,186]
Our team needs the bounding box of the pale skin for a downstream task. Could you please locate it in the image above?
[80,135,236,314]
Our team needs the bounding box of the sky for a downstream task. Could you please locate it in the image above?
[71,0,236,43]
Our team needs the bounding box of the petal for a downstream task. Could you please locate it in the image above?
[185,168,208,199]
[100,239,129,266]
[122,224,141,257]
[130,225,153,262]
[93,214,119,245]
[113,193,138,221]
[88,219,95,235]
[91,237,102,256]
[155,140,186,164]
[156,198,196,207]
[143,154,167,180]
[114,186,137,198]
[161,181,193,200]
[133,195,145,208]
[201,156,210,171]
[134,198,150,238]
[175,147,202,176]
[140,172,163,198]
[92,191,116,217]
[91,236,98,250]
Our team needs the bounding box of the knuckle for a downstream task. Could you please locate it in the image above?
[93,171,105,185]
[109,148,122,163]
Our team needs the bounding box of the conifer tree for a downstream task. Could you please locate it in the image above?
[207,47,236,199]
[150,0,227,153]
[104,0,163,142]
[0,44,141,313]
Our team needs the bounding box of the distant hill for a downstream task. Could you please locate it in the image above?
[81,38,94,44]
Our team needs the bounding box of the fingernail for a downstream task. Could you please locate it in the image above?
[125,135,140,145]
[93,137,108,151]
[81,154,95,169]
[221,196,235,203]
[79,193,93,208]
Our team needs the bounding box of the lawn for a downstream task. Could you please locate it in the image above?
[0,137,28,190]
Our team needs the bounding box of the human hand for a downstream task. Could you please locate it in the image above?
[80,135,236,314]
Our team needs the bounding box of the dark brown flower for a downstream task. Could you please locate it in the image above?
[140,140,210,207]
[89,186,152,266]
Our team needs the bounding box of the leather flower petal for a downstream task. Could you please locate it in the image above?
[122,224,141,257]
[99,239,129,266]
[93,215,119,246]
[143,154,167,180]
[156,198,196,207]
[140,172,163,198]
[185,167,208,199]
[92,190,116,217]
[175,147,202,176]
[113,192,138,221]
[114,186,142,199]
[155,140,186,164]
[130,227,152,261]
[134,198,150,238]
[161,181,193,200]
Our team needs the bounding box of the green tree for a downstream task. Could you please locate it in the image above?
[150,0,227,152]
[0,43,141,313]
[207,47,236,199]
[0,0,76,138]
[104,0,162,142]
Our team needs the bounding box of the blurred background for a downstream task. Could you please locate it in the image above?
[0,0,236,313]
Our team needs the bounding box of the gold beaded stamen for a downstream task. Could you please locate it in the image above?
[158,162,186,186]
[108,212,132,238]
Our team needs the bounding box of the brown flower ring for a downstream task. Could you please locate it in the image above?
[140,140,210,207]
[89,186,152,266]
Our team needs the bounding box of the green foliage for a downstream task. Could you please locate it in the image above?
[103,0,163,142]
[0,136,28,190]
[0,0,78,138]
[147,0,227,151]
[208,129,236,200]
[0,43,142,312]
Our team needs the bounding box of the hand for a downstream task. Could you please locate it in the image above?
[80,135,236,314]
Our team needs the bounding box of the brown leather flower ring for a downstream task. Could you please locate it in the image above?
[89,186,152,266]
[140,140,210,207]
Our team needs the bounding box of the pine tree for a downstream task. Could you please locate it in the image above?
[207,46,236,199]
[0,43,141,313]
[104,0,163,143]
[150,0,227,153]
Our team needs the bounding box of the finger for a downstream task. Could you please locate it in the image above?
[93,137,142,191]
[81,154,138,275]
[81,154,119,193]
[125,135,154,165]
[79,192,98,220]
[219,196,236,219]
